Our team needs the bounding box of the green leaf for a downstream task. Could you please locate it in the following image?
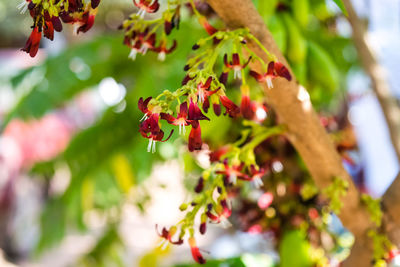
[279,230,313,267]
[331,0,348,16]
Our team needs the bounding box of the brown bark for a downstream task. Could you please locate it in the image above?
[342,0,400,164]
[382,173,400,246]
[206,0,376,264]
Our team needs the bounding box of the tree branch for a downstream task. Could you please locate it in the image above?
[339,0,400,264]
[342,0,400,164]
[382,172,400,245]
[207,0,375,264]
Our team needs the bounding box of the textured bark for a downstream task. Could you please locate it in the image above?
[382,173,400,245]
[342,0,400,164]
[206,0,376,264]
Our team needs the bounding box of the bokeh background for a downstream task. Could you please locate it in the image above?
[0,0,400,266]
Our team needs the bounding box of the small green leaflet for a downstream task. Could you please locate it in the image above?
[332,0,348,16]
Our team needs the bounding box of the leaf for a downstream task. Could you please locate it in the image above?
[331,0,348,16]
[4,35,132,126]
[279,230,313,267]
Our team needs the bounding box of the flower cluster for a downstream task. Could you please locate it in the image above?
[120,0,180,61]
[19,0,100,57]
[152,120,287,264]
[131,3,295,264]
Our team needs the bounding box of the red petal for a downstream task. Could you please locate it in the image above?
[267,61,275,75]
[147,0,160,13]
[178,102,188,118]
[249,70,264,82]
[232,53,240,66]
[189,238,206,264]
[22,27,42,58]
[240,94,254,120]
[188,101,209,121]
[220,96,240,118]
[51,16,63,32]
[188,125,202,152]
[44,21,54,41]
[167,40,177,53]
[213,103,221,116]
[274,61,292,81]
[223,54,230,68]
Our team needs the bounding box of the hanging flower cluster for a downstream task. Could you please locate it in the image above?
[151,120,289,264]
[135,9,291,154]
[19,0,100,57]
[120,0,180,61]
[131,2,292,263]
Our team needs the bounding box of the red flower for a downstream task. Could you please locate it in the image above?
[205,201,232,227]
[139,33,156,55]
[154,40,177,61]
[219,95,240,118]
[240,94,254,120]
[138,97,152,121]
[248,165,266,188]
[224,53,251,79]
[188,100,209,122]
[188,237,206,264]
[43,20,54,41]
[216,159,247,185]
[250,61,291,89]
[196,77,219,112]
[21,26,42,58]
[140,113,161,136]
[209,146,230,162]
[76,11,96,34]
[188,123,202,152]
[139,111,173,153]
[134,0,160,17]
[156,225,183,247]
[128,40,143,60]
[161,102,190,134]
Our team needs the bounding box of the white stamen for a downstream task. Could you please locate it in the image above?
[158,52,166,61]
[140,44,149,55]
[220,218,232,228]
[17,0,29,14]
[152,140,156,153]
[229,174,237,185]
[157,239,169,250]
[251,177,264,189]
[147,138,153,153]
[140,114,148,122]
[137,8,146,18]
[128,49,138,60]
[182,123,186,135]
[234,68,242,79]
[266,77,274,89]
[198,90,205,103]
